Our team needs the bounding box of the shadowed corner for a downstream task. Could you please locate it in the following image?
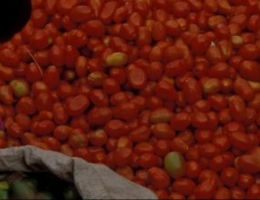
[0,0,32,43]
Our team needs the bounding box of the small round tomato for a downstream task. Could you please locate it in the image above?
[65,94,89,116]
[42,136,61,151]
[68,128,88,149]
[53,125,72,141]
[129,125,151,143]
[104,119,129,138]
[194,177,217,199]
[237,173,254,190]
[114,147,133,167]
[172,178,196,196]
[164,151,186,179]
[81,20,105,37]
[213,187,231,199]
[148,167,170,190]
[35,91,54,111]
[171,112,190,131]
[247,183,260,199]
[16,96,37,115]
[220,167,239,187]
[89,129,108,147]
[30,120,55,136]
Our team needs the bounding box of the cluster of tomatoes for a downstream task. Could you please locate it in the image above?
[1,0,260,199]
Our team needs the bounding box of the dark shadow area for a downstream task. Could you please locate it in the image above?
[0,0,32,43]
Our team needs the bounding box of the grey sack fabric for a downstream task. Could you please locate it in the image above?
[0,145,157,199]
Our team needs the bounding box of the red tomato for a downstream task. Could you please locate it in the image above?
[68,129,88,149]
[148,167,170,190]
[87,106,113,126]
[65,95,89,117]
[69,6,93,23]
[30,120,55,136]
[194,177,217,199]
[246,184,260,199]
[172,178,196,196]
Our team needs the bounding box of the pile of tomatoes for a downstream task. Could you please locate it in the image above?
[1,0,260,199]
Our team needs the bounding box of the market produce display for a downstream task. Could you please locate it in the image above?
[1,0,260,199]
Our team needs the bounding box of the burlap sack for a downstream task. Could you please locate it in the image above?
[0,145,157,199]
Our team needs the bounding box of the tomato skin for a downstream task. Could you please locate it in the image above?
[238,43,259,60]
[64,45,79,68]
[53,125,72,141]
[220,167,239,187]
[213,187,231,199]
[49,45,65,68]
[65,94,90,117]
[69,5,93,23]
[41,136,60,151]
[68,129,88,149]
[191,34,211,55]
[89,89,109,107]
[7,122,24,138]
[0,85,14,105]
[33,50,50,67]
[32,9,48,29]
[15,114,31,132]
[113,147,133,167]
[194,177,217,199]
[35,92,54,112]
[56,0,77,15]
[99,1,118,24]
[60,144,73,157]
[151,123,175,140]
[29,29,51,50]
[82,20,105,37]
[228,95,247,123]
[230,187,246,200]
[235,154,260,173]
[129,125,150,143]
[164,59,189,78]
[73,147,92,162]
[246,183,260,199]
[239,60,260,81]
[155,80,177,101]
[234,78,255,101]
[25,63,43,83]
[172,178,196,196]
[237,173,254,190]
[148,167,170,190]
[182,77,202,104]
[30,120,55,136]
[199,143,220,159]
[0,48,21,68]
[137,26,151,47]
[16,97,37,115]
[104,119,129,138]
[191,111,210,129]
[52,102,69,125]
[0,65,15,81]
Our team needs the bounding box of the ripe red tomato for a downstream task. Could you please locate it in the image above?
[148,167,170,190]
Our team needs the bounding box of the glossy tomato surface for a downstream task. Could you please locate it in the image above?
[0,0,260,199]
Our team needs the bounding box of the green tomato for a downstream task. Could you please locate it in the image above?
[164,151,186,179]
[105,52,128,67]
[9,79,30,98]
